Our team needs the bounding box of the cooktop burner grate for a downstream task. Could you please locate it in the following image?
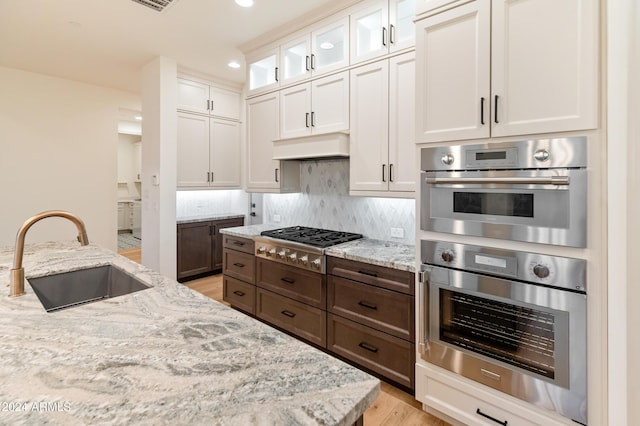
[261,226,363,248]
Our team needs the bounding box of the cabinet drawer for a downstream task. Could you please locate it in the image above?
[222,235,254,254]
[256,288,326,347]
[327,314,414,390]
[327,257,414,295]
[223,250,255,283]
[256,258,326,309]
[223,275,255,315]
[327,275,414,341]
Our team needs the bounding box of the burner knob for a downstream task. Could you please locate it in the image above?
[311,258,322,270]
[267,248,276,257]
[257,246,267,255]
[299,255,309,265]
[533,264,550,279]
[277,250,287,260]
[288,253,297,262]
[441,250,455,263]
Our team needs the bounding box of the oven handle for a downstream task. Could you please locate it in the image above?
[418,267,431,355]
[425,176,570,186]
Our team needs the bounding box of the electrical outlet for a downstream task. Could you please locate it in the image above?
[390,227,404,238]
[273,214,281,223]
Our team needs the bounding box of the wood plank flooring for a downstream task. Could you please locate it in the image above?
[118,247,449,426]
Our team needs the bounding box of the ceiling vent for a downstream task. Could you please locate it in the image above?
[130,0,178,12]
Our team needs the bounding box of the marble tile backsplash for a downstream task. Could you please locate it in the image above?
[264,159,416,245]
[176,190,249,218]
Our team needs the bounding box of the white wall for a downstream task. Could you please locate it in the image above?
[0,66,139,251]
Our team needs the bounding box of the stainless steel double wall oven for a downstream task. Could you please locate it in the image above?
[419,138,588,425]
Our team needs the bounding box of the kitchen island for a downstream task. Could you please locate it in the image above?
[0,242,379,425]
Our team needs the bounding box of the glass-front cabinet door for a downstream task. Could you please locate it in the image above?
[247,47,279,95]
[311,16,350,76]
[351,0,388,64]
[281,36,311,86]
[390,0,415,52]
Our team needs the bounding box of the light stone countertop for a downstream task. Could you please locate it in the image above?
[219,223,282,239]
[325,239,416,273]
[0,241,379,425]
[176,212,245,224]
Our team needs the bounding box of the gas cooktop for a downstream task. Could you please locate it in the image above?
[260,226,363,248]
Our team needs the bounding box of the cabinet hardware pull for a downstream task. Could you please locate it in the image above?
[210,99,214,110]
[306,55,310,71]
[382,164,386,182]
[358,301,378,310]
[206,99,210,110]
[233,290,245,297]
[480,97,485,125]
[358,269,378,278]
[389,164,394,182]
[306,112,310,128]
[358,342,379,353]
[494,95,499,123]
[275,168,279,183]
[232,241,245,246]
[209,225,213,236]
[382,26,387,47]
[281,277,296,284]
[390,24,395,44]
[210,171,214,182]
[233,262,245,268]
[426,176,570,186]
[311,53,316,70]
[275,67,279,82]
[281,310,296,318]
[311,111,315,127]
[476,409,508,426]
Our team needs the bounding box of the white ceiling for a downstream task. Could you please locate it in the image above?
[0,0,353,94]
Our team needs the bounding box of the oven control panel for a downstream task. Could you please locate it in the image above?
[254,237,325,273]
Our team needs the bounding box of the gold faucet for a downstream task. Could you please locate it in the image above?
[9,210,89,297]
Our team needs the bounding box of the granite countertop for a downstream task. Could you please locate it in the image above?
[0,242,378,425]
[325,239,416,273]
[219,223,281,239]
[176,212,245,224]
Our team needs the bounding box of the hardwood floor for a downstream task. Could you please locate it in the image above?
[118,247,449,426]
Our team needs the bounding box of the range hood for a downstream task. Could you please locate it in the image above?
[272,132,349,160]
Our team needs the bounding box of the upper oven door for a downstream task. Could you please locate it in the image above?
[420,168,587,247]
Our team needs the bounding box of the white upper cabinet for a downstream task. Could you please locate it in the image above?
[351,0,416,65]
[177,78,240,120]
[280,16,350,86]
[415,0,598,143]
[247,47,280,95]
[280,71,349,139]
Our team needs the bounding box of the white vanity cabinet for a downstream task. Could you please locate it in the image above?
[279,16,349,86]
[279,71,349,139]
[177,78,240,120]
[350,0,416,65]
[349,52,415,197]
[415,0,598,143]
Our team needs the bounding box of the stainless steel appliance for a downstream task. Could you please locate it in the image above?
[254,226,363,274]
[420,137,587,247]
[419,240,587,424]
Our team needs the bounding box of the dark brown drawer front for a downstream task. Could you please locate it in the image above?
[223,276,255,315]
[327,275,414,341]
[327,257,415,295]
[222,235,255,255]
[256,288,326,347]
[256,258,326,309]
[223,250,255,284]
[328,313,414,390]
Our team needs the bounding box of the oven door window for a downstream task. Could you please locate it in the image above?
[439,289,566,381]
[453,192,534,217]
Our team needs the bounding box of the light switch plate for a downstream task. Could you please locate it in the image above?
[273,214,281,223]
[390,227,404,238]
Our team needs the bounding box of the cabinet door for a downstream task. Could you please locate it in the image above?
[311,16,350,76]
[389,0,415,52]
[117,204,126,231]
[490,0,598,137]
[210,118,241,188]
[177,222,213,280]
[133,142,141,182]
[213,218,244,271]
[415,1,490,143]
[311,71,349,135]
[349,60,389,192]
[389,52,416,193]
[177,112,210,187]
[209,86,240,120]
[247,92,281,189]
[280,34,312,86]
[351,0,389,64]
[177,78,209,114]
[247,47,280,95]
[280,82,312,139]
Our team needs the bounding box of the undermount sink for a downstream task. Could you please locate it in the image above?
[28,265,150,312]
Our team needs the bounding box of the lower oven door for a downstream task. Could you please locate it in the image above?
[419,265,587,424]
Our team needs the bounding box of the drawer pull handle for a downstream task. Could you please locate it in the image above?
[232,241,245,246]
[357,270,378,278]
[233,262,245,268]
[358,342,378,353]
[281,310,296,318]
[476,409,508,426]
[233,290,245,297]
[358,301,378,310]
[281,277,296,284]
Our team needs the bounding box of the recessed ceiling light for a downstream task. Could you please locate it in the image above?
[235,0,254,7]
[320,42,334,50]
[228,61,241,69]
